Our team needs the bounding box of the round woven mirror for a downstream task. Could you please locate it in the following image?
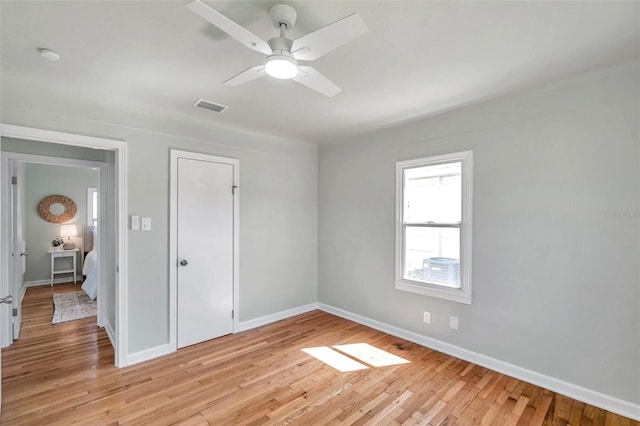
[37,195,77,223]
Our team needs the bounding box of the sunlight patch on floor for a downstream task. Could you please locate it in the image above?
[333,343,410,367]
[302,343,410,372]
[302,347,369,372]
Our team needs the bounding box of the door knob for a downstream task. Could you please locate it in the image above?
[180,259,188,267]
[20,251,28,256]
[0,295,13,304]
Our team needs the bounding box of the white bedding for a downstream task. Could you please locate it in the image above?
[82,241,98,300]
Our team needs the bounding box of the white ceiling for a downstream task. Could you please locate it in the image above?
[1,1,639,144]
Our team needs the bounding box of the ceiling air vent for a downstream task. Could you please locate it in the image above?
[193,98,229,113]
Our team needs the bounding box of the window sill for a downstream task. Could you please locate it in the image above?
[394,280,471,304]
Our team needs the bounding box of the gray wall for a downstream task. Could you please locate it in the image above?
[318,60,640,405]
[2,137,108,162]
[0,104,318,354]
[23,163,99,282]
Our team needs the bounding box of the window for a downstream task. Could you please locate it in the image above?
[87,187,98,227]
[395,151,473,304]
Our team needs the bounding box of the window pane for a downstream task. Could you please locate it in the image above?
[92,192,98,220]
[403,162,461,223]
[404,226,460,288]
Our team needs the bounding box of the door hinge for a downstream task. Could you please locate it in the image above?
[12,308,17,317]
[12,176,17,185]
[232,185,238,195]
[232,310,234,319]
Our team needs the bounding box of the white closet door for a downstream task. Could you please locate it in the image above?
[177,157,234,348]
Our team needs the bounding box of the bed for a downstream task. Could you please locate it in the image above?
[82,226,97,300]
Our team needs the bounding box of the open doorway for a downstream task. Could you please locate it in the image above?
[0,124,128,370]
[4,154,103,339]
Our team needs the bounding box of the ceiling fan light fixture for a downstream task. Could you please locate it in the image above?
[265,54,298,79]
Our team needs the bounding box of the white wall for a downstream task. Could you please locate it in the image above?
[318,60,639,405]
[23,163,99,282]
[0,105,318,354]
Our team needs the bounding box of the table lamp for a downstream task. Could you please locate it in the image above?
[60,225,77,250]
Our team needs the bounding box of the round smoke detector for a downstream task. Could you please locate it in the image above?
[269,4,297,30]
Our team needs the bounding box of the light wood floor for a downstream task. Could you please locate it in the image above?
[1,283,637,425]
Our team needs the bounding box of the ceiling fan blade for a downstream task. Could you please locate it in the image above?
[291,13,368,61]
[293,66,341,97]
[186,0,272,56]
[223,66,267,86]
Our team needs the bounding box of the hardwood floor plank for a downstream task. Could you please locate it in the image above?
[1,283,638,425]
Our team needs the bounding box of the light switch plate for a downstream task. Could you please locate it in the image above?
[130,215,140,231]
[141,217,151,231]
[450,315,459,330]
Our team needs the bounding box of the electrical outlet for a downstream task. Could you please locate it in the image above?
[423,311,431,324]
[141,217,151,231]
[450,315,459,330]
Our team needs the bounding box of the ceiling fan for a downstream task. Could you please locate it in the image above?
[186,0,368,97]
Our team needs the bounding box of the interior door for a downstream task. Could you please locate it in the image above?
[10,160,25,340]
[177,157,234,348]
[0,293,9,413]
[0,292,14,413]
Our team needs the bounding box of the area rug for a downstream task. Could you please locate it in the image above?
[52,291,96,324]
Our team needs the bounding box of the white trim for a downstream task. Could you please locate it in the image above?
[26,278,82,287]
[169,149,240,351]
[0,124,128,367]
[97,165,106,330]
[0,154,13,346]
[20,282,27,302]
[0,152,103,169]
[317,303,640,422]
[395,150,473,304]
[238,303,318,332]
[127,344,173,367]
[1,124,124,151]
[116,140,127,367]
[104,321,116,349]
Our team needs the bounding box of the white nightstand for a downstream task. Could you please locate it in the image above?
[49,248,79,286]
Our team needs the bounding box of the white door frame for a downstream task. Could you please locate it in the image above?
[0,124,128,367]
[169,149,239,350]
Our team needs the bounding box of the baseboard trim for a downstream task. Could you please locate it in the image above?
[317,303,640,422]
[104,321,116,349]
[238,302,318,332]
[127,344,173,367]
[26,278,81,287]
[20,282,27,302]
[124,303,318,368]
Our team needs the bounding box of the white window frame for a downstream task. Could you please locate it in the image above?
[87,187,98,226]
[395,150,473,304]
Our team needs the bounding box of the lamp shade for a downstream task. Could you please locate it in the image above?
[60,224,77,238]
[60,225,77,249]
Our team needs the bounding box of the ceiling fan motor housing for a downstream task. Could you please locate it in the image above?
[268,36,293,52]
[269,4,297,30]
